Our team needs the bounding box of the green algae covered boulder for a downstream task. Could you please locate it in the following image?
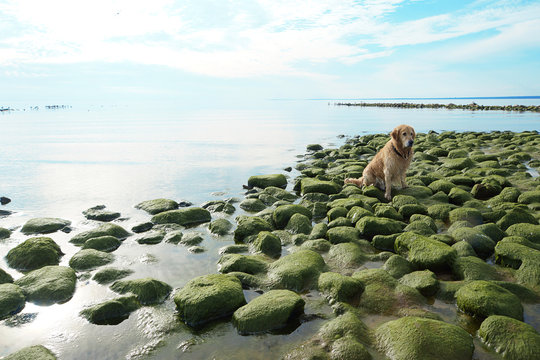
[285,213,312,235]
[80,295,140,325]
[301,178,341,195]
[427,203,457,220]
[6,237,63,271]
[69,249,114,271]
[395,232,457,271]
[347,206,373,224]
[449,207,483,225]
[267,250,325,291]
[452,256,499,281]
[252,231,281,258]
[92,267,133,285]
[448,187,473,205]
[14,266,76,305]
[456,280,523,320]
[478,315,540,360]
[327,242,368,269]
[0,267,14,284]
[136,230,165,245]
[273,204,312,229]
[151,207,211,227]
[135,198,178,214]
[218,254,269,275]
[384,254,414,279]
[20,217,71,235]
[208,218,233,235]
[372,233,400,252]
[506,223,540,244]
[375,317,474,360]
[398,270,439,297]
[173,274,246,327]
[518,190,540,204]
[442,157,474,170]
[110,278,172,305]
[326,226,360,244]
[70,223,130,245]
[232,290,304,334]
[450,227,495,259]
[82,235,121,252]
[494,240,540,286]
[475,223,506,242]
[239,198,266,212]
[318,272,364,304]
[0,227,11,239]
[0,283,25,319]
[3,345,57,360]
[428,179,456,194]
[82,205,121,222]
[248,174,287,189]
[497,208,538,231]
[355,216,404,238]
[234,216,273,241]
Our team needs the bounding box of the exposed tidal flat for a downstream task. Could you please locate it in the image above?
[1,100,540,359]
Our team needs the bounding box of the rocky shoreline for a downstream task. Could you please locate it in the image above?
[1,130,540,359]
[335,102,540,112]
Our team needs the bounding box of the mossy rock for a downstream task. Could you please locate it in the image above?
[456,280,523,320]
[151,207,211,227]
[218,254,268,275]
[201,200,235,214]
[372,233,400,252]
[82,205,121,222]
[163,230,184,244]
[309,222,328,240]
[135,198,178,214]
[398,270,439,297]
[471,182,502,200]
[319,310,371,344]
[427,203,457,220]
[301,239,332,253]
[496,208,538,231]
[69,249,114,271]
[3,345,57,360]
[285,213,312,235]
[398,204,428,218]
[248,174,287,189]
[442,157,475,170]
[448,149,469,158]
[6,237,63,272]
[232,290,304,334]
[475,223,506,242]
[82,235,121,252]
[14,266,76,305]
[273,204,312,229]
[375,205,403,221]
[375,317,474,360]
[173,274,246,327]
[327,206,348,222]
[92,267,133,284]
[428,179,456,194]
[329,336,372,360]
[355,216,404,239]
[233,216,273,241]
[449,207,483,225]
[328,197,365,210]
[452,241,477,257]
[327,242,368,269]
[518,190,540,204]
[448,187,473,205]
[80,295,140,325]
[392,194,418,208]
[326,226,360,244]
[252,231,281,258]
[0,267,14,284]
[498,187,522,202]
[450,227,495,259]
[478,315,540,360]
[20,217,71,235]
[263,186,298,202]
[0,283,25,319]
[239,198,267,212]
[395,232,457,271]
[452,256,499,281]
[404,221,435,236]
[70,223,130,245]
[346,206,373,224]
[494,241,540,286]
[177,232,203,246]
[318,272,364,304]
[267,250,325,291]
[301,178,341,195]
[384,254,414,279]
[362,185,387,202]
[506,223,540,244]
[110,278,172,305]
[208,218,233,235]
[0,227,11,239]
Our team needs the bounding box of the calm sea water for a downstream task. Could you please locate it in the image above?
[0,98,539,359]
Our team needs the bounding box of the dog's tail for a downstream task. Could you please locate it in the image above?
[344,177,364,187]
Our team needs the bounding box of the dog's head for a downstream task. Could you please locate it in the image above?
[391,124,416,148]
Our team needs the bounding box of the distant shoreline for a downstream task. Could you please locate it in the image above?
[334,102,540,112]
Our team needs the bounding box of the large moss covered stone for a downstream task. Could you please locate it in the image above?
[92,267,133,284]
[0,283,25,319]
[375,317,474,360]
[14,266,76,305]
[452,256,499,281]
[301,178,341,195]
[3,345,57,360]
[326,226,360,244]
[208,218,233,235]
[506,223,540,244]
[273,204,312,229]
[248,174,287,189]
[450,227,495,259]
[478,315,540,360]
[267,250,325,291]
[69,249,114,271]
[173,274,246,326]
[80,295,140,325]
[398,270,439,297]
[318,272,364,304]
[327,242,368,269]
[110,278,172,305]
[234,216,273,241]
[218,254,269,275]
[232,290,304,334]
[449,207,483,225]
[494,240,540,286]
[384,254,414,279]
[20,217,71,235]
[82,235,121,252]
[355,216,404,238]
[285,213,312,235]
[455,280,523,320]
[6,237,63,271]
[151,207,211,227]
[497,208,538,231]
[135,198,178,214]
[70,223,130,245]
[395,232,457,271]
[252,231,281,258]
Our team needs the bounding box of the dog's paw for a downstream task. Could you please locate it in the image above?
[385,193,392,201]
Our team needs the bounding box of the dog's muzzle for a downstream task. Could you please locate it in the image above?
[406,140,414,147]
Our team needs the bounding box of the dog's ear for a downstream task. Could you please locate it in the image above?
[411,128,416,138]
[391,127,399,140]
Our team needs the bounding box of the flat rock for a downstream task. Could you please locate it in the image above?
[135,198,178,215]
[82,205,121,222]
[110,278,172,305]
[151,207,211,227]
[456,280,523,320]
[69,249,114,271]
[14,266,76,305]
[21,217,71,235]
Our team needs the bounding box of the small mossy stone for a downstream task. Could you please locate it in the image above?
[135,198,178,214]
[452,256,499,281]
[449,207,483,225]
[327,242,368,269]
[248,174,287,189]
[110,278,172,305]
[395,232,457,271]
[80,295,140,325]
[383,254,414,279]
[6,237,63,271]
[372,233,400,252]
[496,208,538,231]
[346,206,372,224]
[232,290,305,334]
[267,250,325,291]
[428,179,456,194]
[218,254,269,274]
[301,178,341,195]
[151,207,211,227]
[498,187,522,202]
[362,185,387,202]
[309,222,328,240]
[208,218,233,235]
[92,267,133,284]
[70,223,130,245]
[318,272,364,304]
[0,227,11,239]
[375,317,474,360]
[264,186,298,202]
[20,217,71,235]
[174,274,246,327]
[327,206,348,222]
[392,194,418,208]
[374,205,403,221]
[398,204,428,218]
[163,230,184,244]
[285,213,313,235]
[131,222,153,233]
[456,280,523,320]
[69,249,114,271]
[3,345,57,360]
[330,336,372,360]
[318,310,371,344]
[355,216,404,239]
[427,203,457,220]
[234,216,273,242]
[239,198,267,212]
[201,200,235,214]
[448,187,473,205]
[394,185,433,199]
[14,265,76,305]
[451,227,495,259]
[179,232,203,246]
[506,223,540,244]
[328,197,365,210]
[475,223,506,242]
[404,221,435,236]
[452,241,477,257]
[0,267,14,284]
[252,231,281,258]
[398,270,439,297]
[273,204,312,229]
[82,235,121,252]
[301,239,332,253]
[82,205,121,222]
[0,283,25,319]
[478,315,540,360]
[326,226,360,244]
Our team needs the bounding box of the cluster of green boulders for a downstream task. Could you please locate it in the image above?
[1,130,540,359]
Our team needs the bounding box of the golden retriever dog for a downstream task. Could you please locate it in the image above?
[345,124,416,200]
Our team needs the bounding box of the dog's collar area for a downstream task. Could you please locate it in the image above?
[392,145,408,159]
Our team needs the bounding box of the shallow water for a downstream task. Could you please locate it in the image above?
[1,99,539,359]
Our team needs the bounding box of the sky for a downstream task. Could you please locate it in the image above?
[1,0,540,105]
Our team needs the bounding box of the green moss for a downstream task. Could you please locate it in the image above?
[395,232,457,271]
[14,266,76,305]
[326,226,360,244]
[506,223,540,244]
[329,197,365,210]
[428,179,456,194]
[267,250,325,291]
[151,207,211,226]
[83,235,121,252]
[475,223,506,242]
[372,233,400,252]
[398,270,439,297]
[318,311,371,345]
[80,295,140,325]
[3,345,57,360]
[20,217,71,235]
[383,254,413,279]
[248,174,287,189]
[285,213,313,235]
[251,231,281,258]
[6,237,63,271]
[404,221,435,236]
[450,227,495,259]
[495,241,540,286]
[448,187,473,205]
[355,216,405,239]
[456,280,523,320]
[69,249,114,271]
[309,222,328,239]
[442,157,475,170]
[346,206,373,224]
[233,216,273,242]
[374,205,403,221]
[398,204,428,218]
[392,195,418,208]
[452,256,499,281]
[135,198,178,214]
[70,223,130,245]
[452,241,477,257]
[394,185,433,199]
[496,208,538,231]
[92,267,133,284]
[318,272,364,304]
[0,283,25,319]
[0,267,13,284]
[263,186,298,202]
[427,203,457,220]
[82,205,121,222]
[273,204,312,229]
[327,242,368,270]
[301,178,341,195]
[449,207,483,225]
[0,227,11,239]
[110,278,172,305]
[208,219,233,236]
[327,206,348,221]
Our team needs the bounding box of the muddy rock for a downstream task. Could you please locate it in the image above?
[136,231,165,245]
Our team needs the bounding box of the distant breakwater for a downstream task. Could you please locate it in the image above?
[334,102,540,112]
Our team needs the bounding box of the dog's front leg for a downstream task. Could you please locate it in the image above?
[384,169,392,200]
[401,174,408,189]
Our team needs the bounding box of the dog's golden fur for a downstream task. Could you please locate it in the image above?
[345,124,416,200]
